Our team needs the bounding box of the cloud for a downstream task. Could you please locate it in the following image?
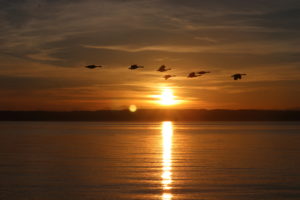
[0,75,94,90]
[84,40,300,54]
[0,0,299,110]
[1,0,300,65]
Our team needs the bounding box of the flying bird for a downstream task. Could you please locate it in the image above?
[232,73,247,80]
[197,71,210,75]
[187,72,199,78]
[85,65,102,69]
[157,65,171,72]
[163,75,176,80]
[129,64,144,70]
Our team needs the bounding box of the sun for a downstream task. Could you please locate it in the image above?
[160,88,176,106]
[150,87,182,106]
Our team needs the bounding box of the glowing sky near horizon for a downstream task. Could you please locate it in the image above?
[0,0,299,110]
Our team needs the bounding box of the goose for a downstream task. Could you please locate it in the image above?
[85,65,102,69]
[163,75,176,80]
[187,72,199,78]
[197,71,210,75]
[157,65,171,72]
[232,73,247,80]
[129,64,144,70]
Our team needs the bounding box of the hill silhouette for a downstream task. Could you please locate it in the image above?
[0,109,299,121]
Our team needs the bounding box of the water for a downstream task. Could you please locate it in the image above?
[0,121,300,200]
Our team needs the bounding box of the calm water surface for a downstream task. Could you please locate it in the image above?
[0,122,300,200]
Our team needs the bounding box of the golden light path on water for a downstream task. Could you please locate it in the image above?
[161,121,173,200]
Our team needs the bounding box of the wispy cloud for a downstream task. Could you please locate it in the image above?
[84,41,300,54]
[0,0,299,110]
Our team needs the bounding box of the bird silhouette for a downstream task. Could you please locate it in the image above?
[187,72,199,78]
[163,75,176,80]
[129,64,144,70]
[197,71,210,75]
[85,65,102,69]
[232,73,247,80]
[157,65,171,72]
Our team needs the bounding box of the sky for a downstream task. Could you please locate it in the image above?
[0,0,299,110]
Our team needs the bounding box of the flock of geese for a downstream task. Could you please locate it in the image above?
[85,64,247,80]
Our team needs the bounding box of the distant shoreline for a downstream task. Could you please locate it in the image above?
[0,110,299,121]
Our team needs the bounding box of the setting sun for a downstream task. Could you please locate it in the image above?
[150,87,182,107]
[160,88,176,106]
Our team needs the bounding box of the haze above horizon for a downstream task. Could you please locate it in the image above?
[0,0,299,111]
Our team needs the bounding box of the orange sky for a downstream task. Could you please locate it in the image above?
[0,0,299,110]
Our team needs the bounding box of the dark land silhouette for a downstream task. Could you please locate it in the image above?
[0,110,299,121]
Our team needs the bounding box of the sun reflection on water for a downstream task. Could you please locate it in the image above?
[161,121,173,200]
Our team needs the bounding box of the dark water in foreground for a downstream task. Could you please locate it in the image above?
[0,122,300,200]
